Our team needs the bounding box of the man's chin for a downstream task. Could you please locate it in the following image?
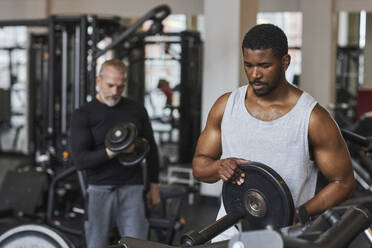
[253,88,270,97]
[104,98,120,107]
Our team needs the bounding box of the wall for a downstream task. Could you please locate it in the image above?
[300,0,337,107]
[335,0,372,12]
[260,0,372,13]
[0,0,48,20]
[50,0,203,17]
[363,13,372,88]
[0,0,203,21]
[259,0,300,12]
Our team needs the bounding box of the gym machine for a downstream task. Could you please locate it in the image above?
[26,7,169,165]
[132,30,203,163]
[0,5,182,247]
[334,46,364,127]
[340,128,372,193]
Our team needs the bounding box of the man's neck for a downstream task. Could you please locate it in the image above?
[96,93,104,104]
[248,80,290,105]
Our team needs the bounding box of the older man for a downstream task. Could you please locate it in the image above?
[70,59,160,248]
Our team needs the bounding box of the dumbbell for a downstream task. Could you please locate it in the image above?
[105,122,150,167]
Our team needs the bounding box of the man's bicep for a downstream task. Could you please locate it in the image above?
[194,125,222,160]
[194,94,229,160]
[192,116,223,182]
[309,107,353,182]
[314,134,352,182]
[70,112,93,157]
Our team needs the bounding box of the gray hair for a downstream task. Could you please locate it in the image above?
[98,58,127,77]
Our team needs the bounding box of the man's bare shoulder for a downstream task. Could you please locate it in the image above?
[310,104,334,126]
[214,92,231,109]
[208,92,232,120]
[309,104,340,145]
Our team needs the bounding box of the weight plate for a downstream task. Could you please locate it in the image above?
[222,162,294,231]
[0,224,74,248]
[110,127,128,144]
[118,137,150,167]
[105,122,137,152]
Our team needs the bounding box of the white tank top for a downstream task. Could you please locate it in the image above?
[213,85,318,242]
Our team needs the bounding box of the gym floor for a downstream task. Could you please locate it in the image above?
[170,195,219,245]
[0,153,219,247]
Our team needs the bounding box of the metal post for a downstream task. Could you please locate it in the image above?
[8,49,14,87]
[73,25,81,109]
[61,28,68,136]
[89,15,98,99]
[80,15,88,103]
[27,37,36,155]
[47,16,56,150]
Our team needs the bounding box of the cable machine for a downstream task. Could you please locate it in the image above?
[0,5,171,165]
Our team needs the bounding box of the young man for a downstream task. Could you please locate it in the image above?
[70,59,160,248]
[192,24,355,241]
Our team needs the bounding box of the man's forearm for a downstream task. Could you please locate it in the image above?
[303,180,354,216]
[192,155,221,183]
[73,147,109,170]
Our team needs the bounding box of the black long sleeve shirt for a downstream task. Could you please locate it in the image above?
[70,97,159,185]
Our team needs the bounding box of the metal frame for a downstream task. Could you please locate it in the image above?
[1,5,170,157]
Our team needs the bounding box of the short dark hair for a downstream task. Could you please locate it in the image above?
[242,24,288,58]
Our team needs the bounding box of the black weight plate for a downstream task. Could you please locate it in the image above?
[109,126,128,144]
[105,122,137,152]
[222,162,294,230]
[0,224,74,248]
[118,137,150,167]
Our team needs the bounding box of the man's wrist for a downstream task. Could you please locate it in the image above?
[105,148,116,159]
[296,204,309,223]
[150,183,159,189]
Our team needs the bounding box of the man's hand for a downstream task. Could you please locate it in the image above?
[218,158,248,185]
[146,183,160,209]
[106,144,136,159]
[106,148,117,159]
[121,144,135,153]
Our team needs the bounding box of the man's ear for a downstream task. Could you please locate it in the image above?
[282,54,291,71]
[96,76,101,89]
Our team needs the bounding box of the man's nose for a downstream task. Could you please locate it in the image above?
[112,87,119,95]
[252,67,262,79]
